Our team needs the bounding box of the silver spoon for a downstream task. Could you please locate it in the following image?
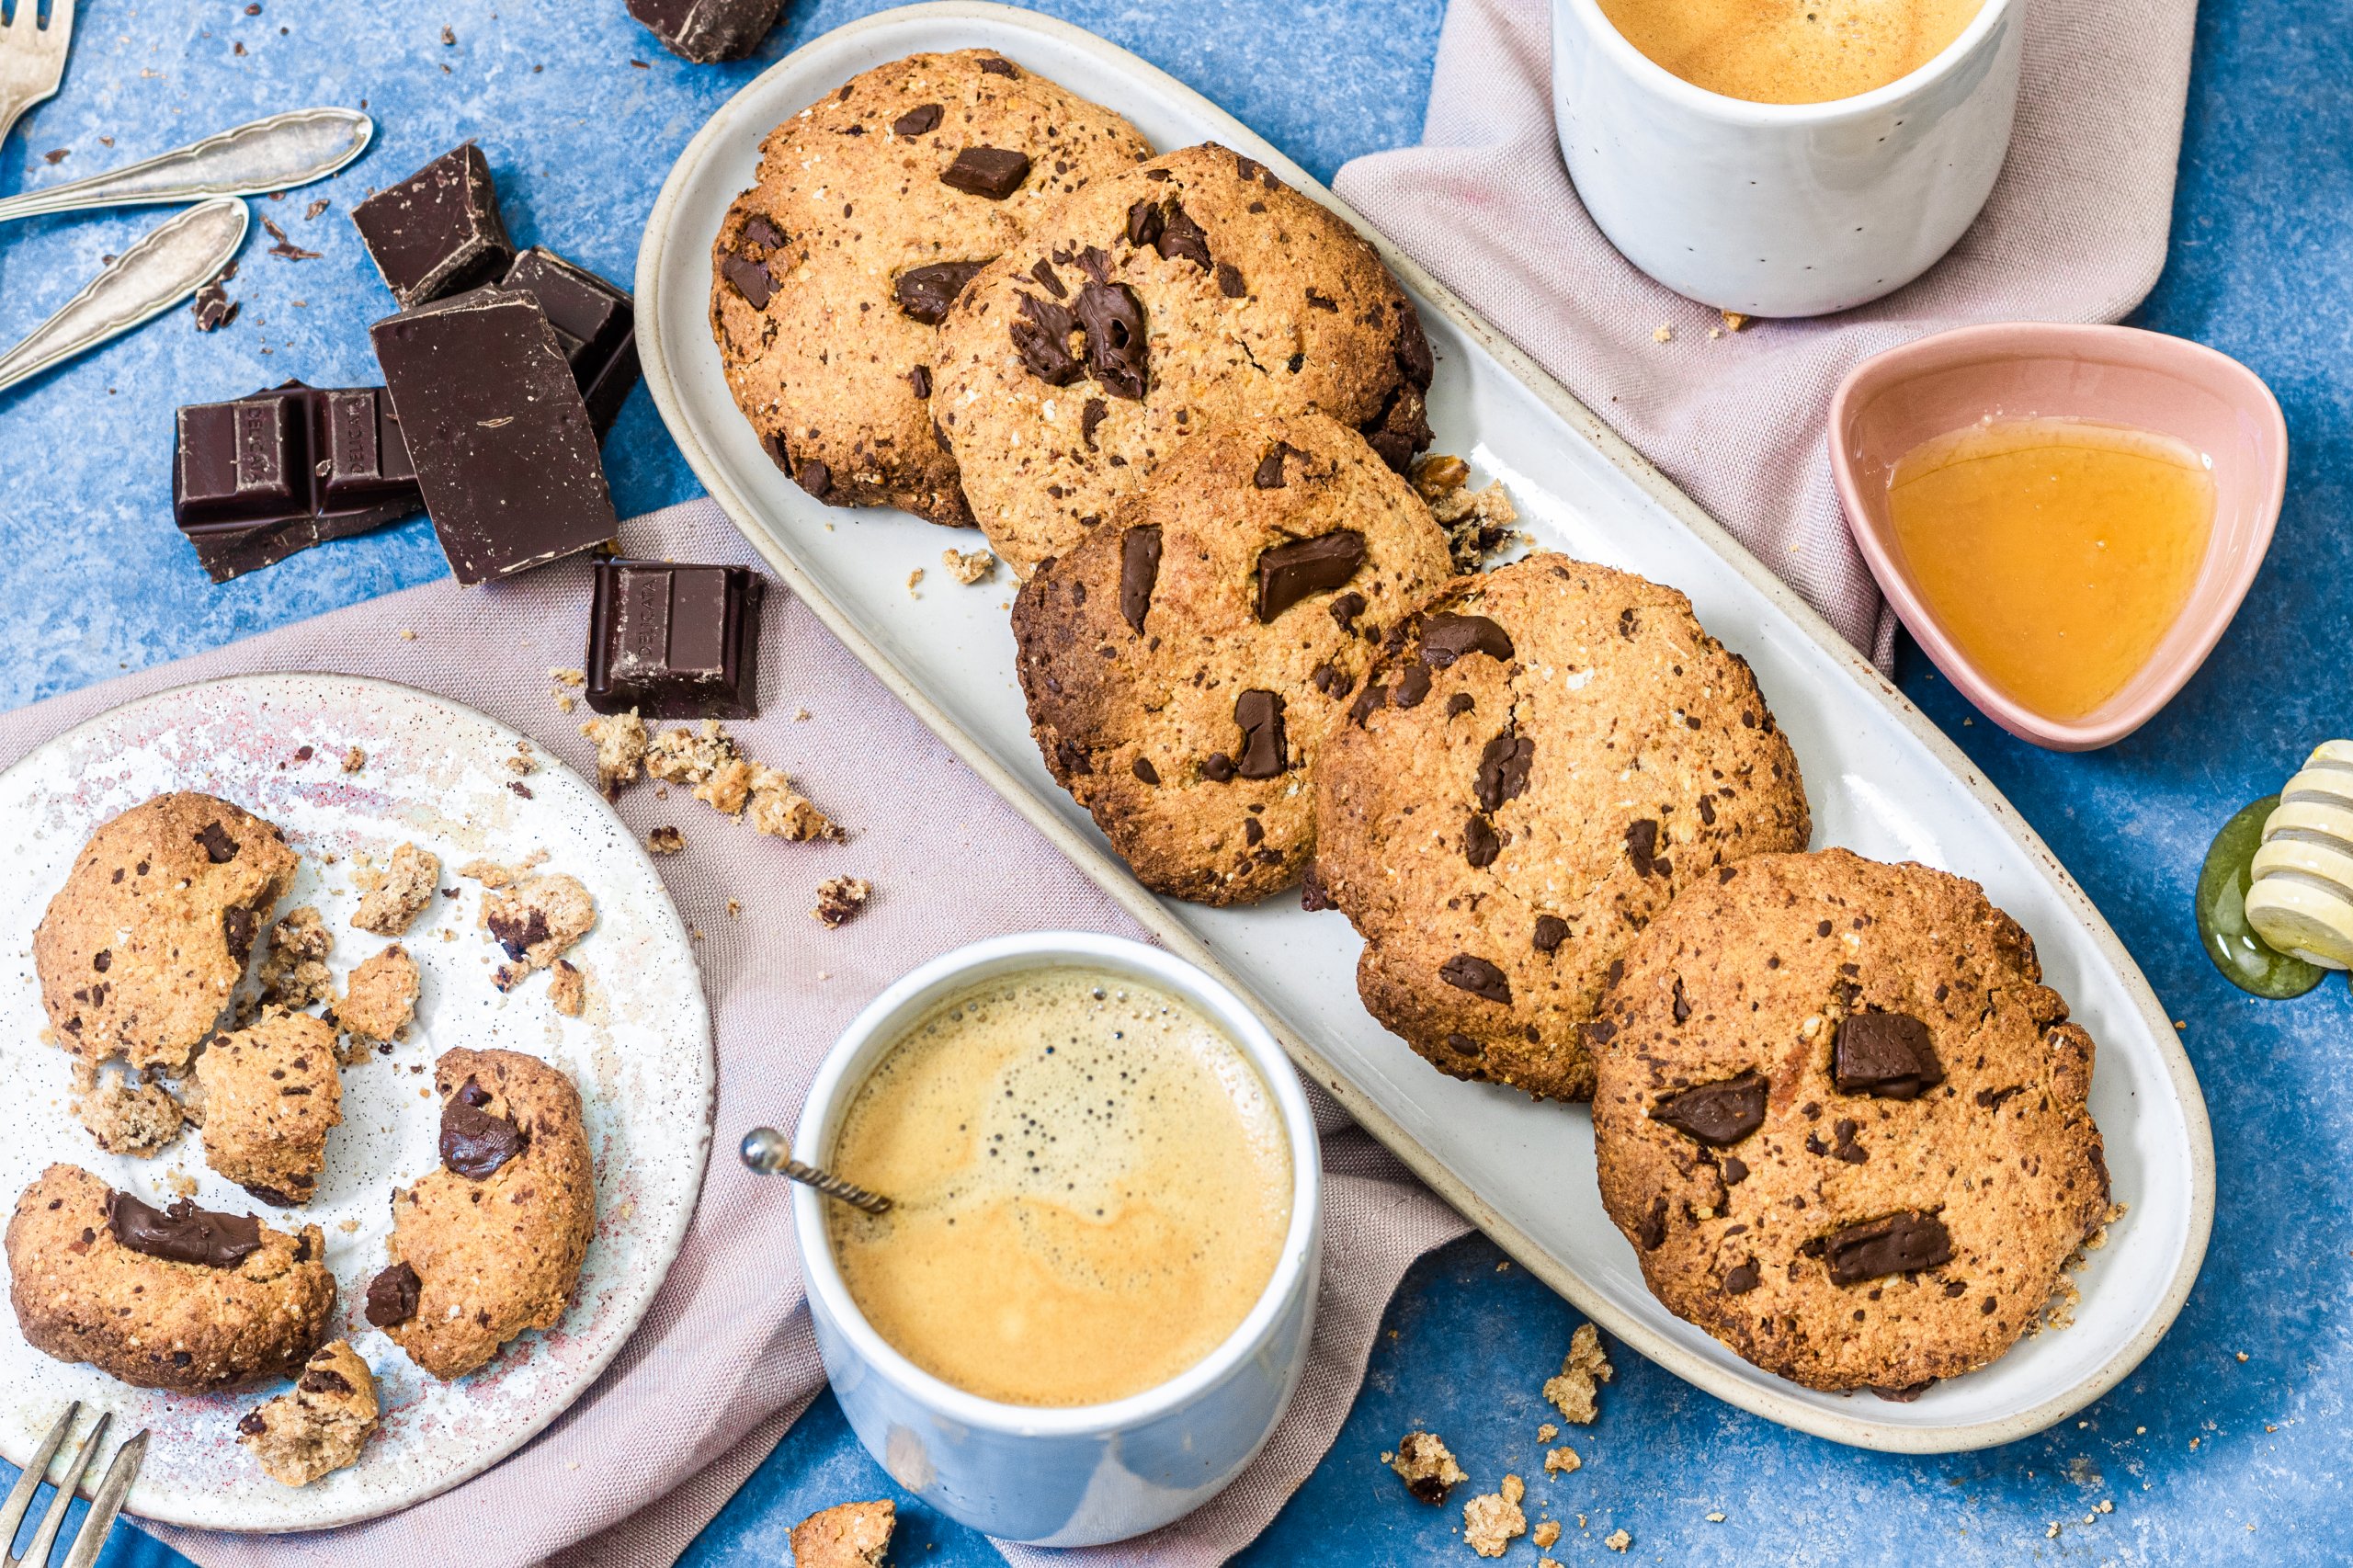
[0,197,245,396]
[0,106,370,223]
[740,1126,893,1215]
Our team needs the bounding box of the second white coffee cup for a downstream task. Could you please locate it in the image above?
[1551,0,2022,316]
[791,931,1324,1546]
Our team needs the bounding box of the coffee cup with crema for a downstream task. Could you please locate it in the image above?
[1552,0,2022,316]
[790,932,1324,1546]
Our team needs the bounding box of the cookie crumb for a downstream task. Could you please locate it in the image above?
[237,1340,380,1486]
[580,710,649,795]
[482,873,597,992]
[942,547,996,585]
[813,876,872,928]
[645,722,843,842]
[1605,1528,1632,1552]
[906,567,925,596]
[1707,1511,1727,1522]
[1462,1474,1526,1558]
[400,628,417,641]
[548,959,587,1017]
[1535,1423,1558,1442]
[505,752,537,778]
[341,746,366,773]
[73,1062,185,1156]
[550,668,585,686]
[354,843,440,937]
[1412,452,1520,571]
[727,897,743,918]
[257,905,335,1009]
[1542,1324,1613,1424]
[1543,1445,1581,1475]
[336,945,419,1060]
[1389,1430,1467,1505]
[1652,324,1673,343]
[646,825,686,856]
[1721,309,1749,333]
[788,1500,894,1568]
[1533,1520,1562,1549]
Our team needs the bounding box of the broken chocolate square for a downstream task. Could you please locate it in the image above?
[174,381,422,582]
[370,288,618,584]
[626,0,783,63]
[350,142,516,307]
[1832,1011,1945,1099]
[584,558,766,720]
[501,247,640,438]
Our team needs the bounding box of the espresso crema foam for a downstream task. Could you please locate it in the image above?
[827,966,1293,1407]
[1596,0,1984,104]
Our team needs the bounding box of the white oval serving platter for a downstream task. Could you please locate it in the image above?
[633,2,2211,1451]
[0,673,714,1530]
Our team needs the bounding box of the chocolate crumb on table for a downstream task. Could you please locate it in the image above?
[548,959,587,1017]
[336,945,420,1060]
[354,843,441,937]
[1462,1474,1527,1558]
[786,1499,894,1568]
[942,547,996,585]
[582,709,651,794]
[646,825,686,856]
[1542,1323,1614,1424]
[72,1062,185,1156]
[257,905,335,1009]
[812,876,871,928]
[1388,1430,1468,1505]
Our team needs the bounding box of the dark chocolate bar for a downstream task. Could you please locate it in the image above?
[626,0,784,64]
[173,381,422,582]
[585,558,766,719]
[501,247,640,438]
[371,288,619,585]
[350,142,516,308]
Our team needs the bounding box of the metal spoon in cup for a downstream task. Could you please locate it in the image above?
[739,1126,892,1215]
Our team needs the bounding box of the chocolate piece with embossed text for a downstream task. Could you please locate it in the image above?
[585,558,766,719]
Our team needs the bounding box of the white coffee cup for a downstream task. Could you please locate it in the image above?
[1550,0,2022,316]
[790,932,1324,1546]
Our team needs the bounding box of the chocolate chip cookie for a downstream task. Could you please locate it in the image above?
[7,1165,334,1392]
[1589,848,2112,1393]
[34,792,298,1074]
[238,1339,380,1486]
[195,1008,344,1206]
[933,142,1435,576]
[711,50,1153,526]
[1313,553,1812,1100]
[368,1048,596,1380]
[1013,412,1454,903]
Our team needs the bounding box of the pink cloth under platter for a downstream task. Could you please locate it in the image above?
[1332,0,2199,671]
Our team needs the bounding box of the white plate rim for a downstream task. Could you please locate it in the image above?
[631,1,2213,1453]
[0,670,716,1530]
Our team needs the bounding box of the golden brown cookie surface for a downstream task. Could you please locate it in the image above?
[195,1008,344,1207]
[1013,412,1454,903]
[372,1047,596,1380]
[711,50,1153,527]
[1313,553,1812,1100]
[6,1164,333,1392]
[934,142,1434,576]
[1589,849,2112,1393]
[34,792,298,1074]
[237,1338,380,1486]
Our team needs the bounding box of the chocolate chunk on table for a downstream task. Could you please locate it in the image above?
[585,558,766,719]
[502,246,640,438]
[350,142,516,307]
[173,380,422,582]
[626,0,784,63]
[371,288,618,585]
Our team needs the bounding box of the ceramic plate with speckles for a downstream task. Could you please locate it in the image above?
[0,672,713,1532]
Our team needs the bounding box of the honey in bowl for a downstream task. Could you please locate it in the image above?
[825,966,1292,1408]
[1886,417,2216,722]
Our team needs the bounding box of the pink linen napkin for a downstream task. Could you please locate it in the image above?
[1332,0,2200,669]
[0,498,1468,1568]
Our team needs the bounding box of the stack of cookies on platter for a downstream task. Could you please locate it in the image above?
[710,51,2113,1399]
[6,790,599,1487]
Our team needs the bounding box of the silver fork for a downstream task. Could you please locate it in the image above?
[0,1403,147,1568]
[0,0,73,151]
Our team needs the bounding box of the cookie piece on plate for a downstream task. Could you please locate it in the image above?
[1013,412,1453,903]
[195,1008,345,1206]
[6,1165,333,1392]
[369,1047,596,1379]
[711,50,1153,526]
[934,142,1435,576]
[237,1339,381,1486]
[34,792,298,1074]
[1313,553,1811,1100]
[1589,848,2113,1394]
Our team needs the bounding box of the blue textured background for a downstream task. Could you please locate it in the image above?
[3,1,2348,1564]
